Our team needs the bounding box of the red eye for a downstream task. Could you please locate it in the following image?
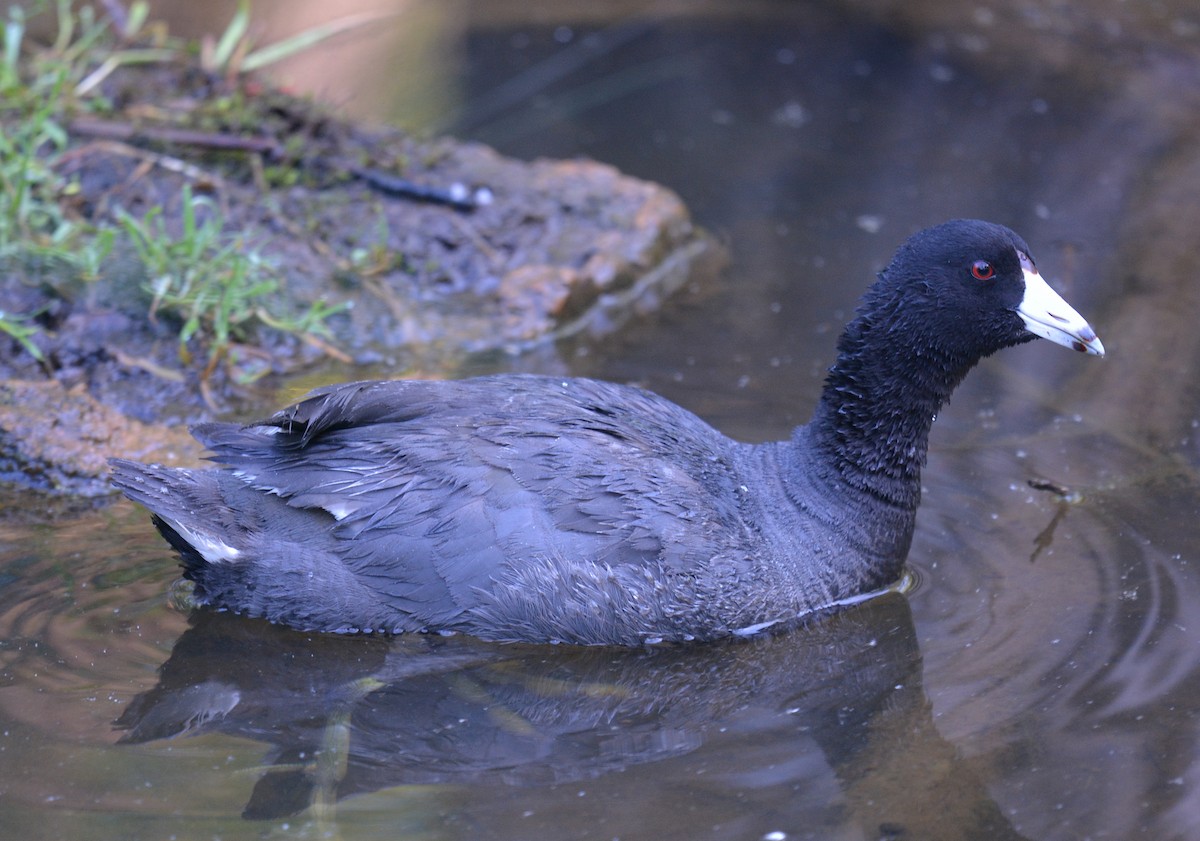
[971,260,995,280]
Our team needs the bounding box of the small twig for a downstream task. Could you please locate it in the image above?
[68,119,494,214]
[348,164,483,212]
[362,275,410,323]
[69,117,283,156]
[56,139,219,186]
[1026,476,1085,564]
[112,348,186,383]
[301,332,353,364]
[1026,477,1078,500]
[198,377,219,412]
[198,345,226,411]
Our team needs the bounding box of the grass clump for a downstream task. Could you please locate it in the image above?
[0,3,84,262]
[0,0,351,392]
[119,185,345,385]
[0,310,45,361]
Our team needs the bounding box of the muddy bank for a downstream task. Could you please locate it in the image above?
[0,379,202,496]
[0,61,716,494]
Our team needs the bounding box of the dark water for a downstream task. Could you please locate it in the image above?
[4,2,1200,839]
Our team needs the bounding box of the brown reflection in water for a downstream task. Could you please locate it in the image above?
[0,500,186,742]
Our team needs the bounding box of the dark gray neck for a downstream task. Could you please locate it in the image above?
[765,323,976,599]
[769,429,919,600]
[805,309,981,510]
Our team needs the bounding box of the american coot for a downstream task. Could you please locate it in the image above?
[111,219,1104,645]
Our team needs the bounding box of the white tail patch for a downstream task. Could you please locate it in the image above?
[172,521,242,563]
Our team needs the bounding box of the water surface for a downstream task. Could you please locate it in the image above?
[4,3,1200,839]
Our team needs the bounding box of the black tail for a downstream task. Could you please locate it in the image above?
[109,457,186,514]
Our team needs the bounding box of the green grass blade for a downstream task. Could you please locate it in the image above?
[241,11,392,72]
[212,0,251,70]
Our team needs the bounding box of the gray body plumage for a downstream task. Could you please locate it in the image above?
[112,376,908,644]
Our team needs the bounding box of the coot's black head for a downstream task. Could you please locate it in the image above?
[863,219,1104,362]
[815,219,1103,501]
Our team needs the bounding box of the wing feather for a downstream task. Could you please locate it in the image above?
[187,375,749,630]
